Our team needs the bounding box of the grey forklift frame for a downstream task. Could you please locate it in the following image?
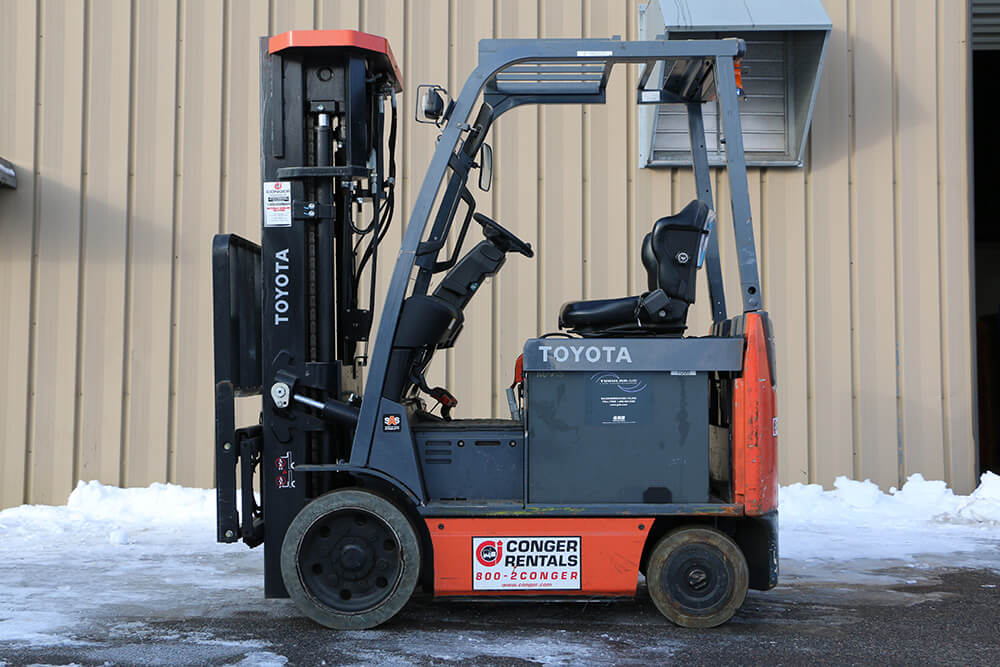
[351,37,762,494]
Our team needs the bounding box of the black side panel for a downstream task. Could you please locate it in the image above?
[366,399,427,500]
[414,426,524,502]
[526,370,710,504]
[737,510,779,591]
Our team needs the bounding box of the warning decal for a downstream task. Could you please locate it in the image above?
[263,181,292,227]
[472,536,581,590]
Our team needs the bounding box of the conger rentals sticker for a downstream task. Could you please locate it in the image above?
[471,536,581,590]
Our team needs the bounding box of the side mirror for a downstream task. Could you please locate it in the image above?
[478,143,493,192]
[416,84,451,125]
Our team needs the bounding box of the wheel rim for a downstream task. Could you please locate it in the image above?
[659,544,733,615]
[297,508,403,613]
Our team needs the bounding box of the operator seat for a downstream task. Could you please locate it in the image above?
[559,199,713,335]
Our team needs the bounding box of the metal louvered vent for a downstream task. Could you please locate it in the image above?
[652,33,788,160]
[973,0,1000,51]
[637,0,830,168]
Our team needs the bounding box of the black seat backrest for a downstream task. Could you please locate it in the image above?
[641,199,712,305]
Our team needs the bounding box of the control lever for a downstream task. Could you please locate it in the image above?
[505,387,521,421]
[506,353,523,421]
[427,387,458,420]
[410,368,459,420]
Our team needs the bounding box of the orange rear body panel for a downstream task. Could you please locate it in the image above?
[427,518,651,596]
[731,312,778,515]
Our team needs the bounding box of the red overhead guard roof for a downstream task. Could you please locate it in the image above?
[268,30,402,89]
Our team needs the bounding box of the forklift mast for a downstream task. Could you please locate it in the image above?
[213,30,401,596]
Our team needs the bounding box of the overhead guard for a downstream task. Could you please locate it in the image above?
[268,29,403,90]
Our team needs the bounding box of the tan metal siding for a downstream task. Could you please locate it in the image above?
[764,169,810,484]
[807,0,854,484]
[0,0,38,509]
[896,0,947,483]
[0,0,976,508]
[30,0,86,505]
[850,1,902,489]
[78,0,131,489]
[123,0,177,491]
[172,0,226,488]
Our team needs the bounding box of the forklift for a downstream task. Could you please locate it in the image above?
[213,29,777,630]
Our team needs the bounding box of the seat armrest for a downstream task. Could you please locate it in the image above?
[638,289,671,321]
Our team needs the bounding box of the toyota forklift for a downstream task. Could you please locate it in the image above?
[213,29,777,630]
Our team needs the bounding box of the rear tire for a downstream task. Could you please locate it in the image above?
[280,488,420,630]
[646,526,748,628]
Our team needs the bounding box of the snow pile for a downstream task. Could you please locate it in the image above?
[779,472,1000,565]
[956,471,1000,523]
[0,480,216,547]
[780,472,1000,525]
[67,479,216,524]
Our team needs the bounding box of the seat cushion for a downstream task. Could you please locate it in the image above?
[559,296,639,330]
[558,199,709,336]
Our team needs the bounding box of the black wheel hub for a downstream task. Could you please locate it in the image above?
[298,508,402,612]
[661,545,732,614]
[336,537,373,579]
[687,567,709,591]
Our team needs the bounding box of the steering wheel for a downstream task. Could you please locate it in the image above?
[473,213,534,258]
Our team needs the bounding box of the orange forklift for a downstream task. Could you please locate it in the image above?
[212,29,777,630]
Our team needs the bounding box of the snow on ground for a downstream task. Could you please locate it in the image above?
[780,472,1000,570]
[0,482,277,664]
[0,473,998,659]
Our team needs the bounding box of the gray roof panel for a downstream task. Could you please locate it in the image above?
[661,0,832,33]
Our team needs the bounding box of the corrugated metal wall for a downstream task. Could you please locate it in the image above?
[0,0,975,508]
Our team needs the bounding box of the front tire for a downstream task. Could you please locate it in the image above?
[646,526,749,628]
[280,488,421,630]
